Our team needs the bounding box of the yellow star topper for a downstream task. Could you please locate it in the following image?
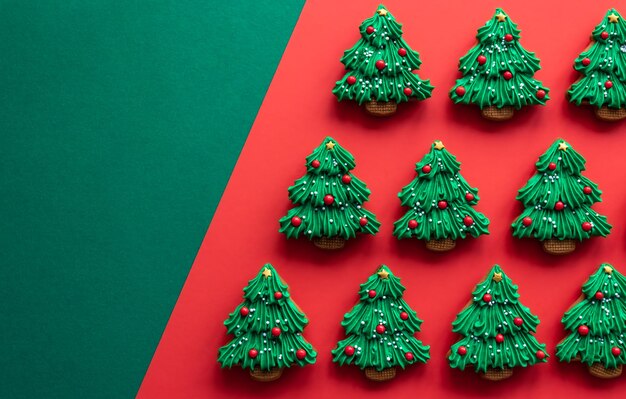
[377,269,389,279]
[492,272,503,283]
[496,13,507,22]
[433,140,445,150]
[608,13,619,23]
[262,268,272,278]
[604,265,613,274]
[377,8,388,16]
[558,142,569,151]
[326,141,336,150]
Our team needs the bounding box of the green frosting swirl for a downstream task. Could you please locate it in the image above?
[450,8,549,109]
[279,137,380,240]
[448,265,548,373]
[332,5,433,105]
[556,264,626,368]
[332,265,430,371]
[568,9,626,109]
[512,139,612,241]
[218,264,317,371]
[393,140,489,241]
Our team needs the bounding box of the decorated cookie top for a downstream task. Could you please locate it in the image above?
[556,264,626,368]
[218,264,317,371]
[448,265,548,372]
[332,265,430,371]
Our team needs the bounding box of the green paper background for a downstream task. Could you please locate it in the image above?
[0,1,304,397]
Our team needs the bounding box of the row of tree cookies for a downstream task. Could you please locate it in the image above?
[333,6,626,121]
[218,263,625,382]
[279,138,611,255]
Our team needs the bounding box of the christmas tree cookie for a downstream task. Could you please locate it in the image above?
[557,264,626,379]
[332,265,429,381]
[332,5,433,117]
[448,265,548,381]
[568,9,626,121]
[218,264,316,381]
[393,140,489,252]
[279,137,380,250]
[512,139,611,255]
[450,9,549,121]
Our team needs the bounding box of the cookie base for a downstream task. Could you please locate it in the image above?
[426,238,456,252]
[249,367,283,382]
[364,367,396,381]
[595,106,626,122]
[481,106,514,121]
[313,236,345,250]
[365,100,397,117]
[481,367,513,381]
[588,363,622,379]
[542,239,576,255]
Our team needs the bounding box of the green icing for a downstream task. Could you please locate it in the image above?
[556,264,626,368]
[279,136,380,240]
[218,264,316,371]
[568,9,626,109]
[393,140,489,241]
[450,8,549,109]
[449,265,548,373]
[332,4,433,105]
[332,265,430,371]
[512,139,611,241]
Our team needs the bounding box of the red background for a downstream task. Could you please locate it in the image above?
[139,1,626,398]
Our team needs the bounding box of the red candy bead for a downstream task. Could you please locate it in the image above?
[359,217,368,227]
[249,349,258,358]
[583,186,592,195]
[536,350,546,360]
[274,291,283,300]
[438,200,448,209]
[522,217,532,227]
[514,317,523,326]
[346,76,356,85]
[554,201,564,211]
[536,90,546,99]
[463,216,474,226]
[612,347,622,356]
[495,333,504,343]
[582,57,591,66]
[366,26,375,34]
[421,165,432,174]
[504,34,513,42]
[368,290,376,298]
[323,194,334,205]
[548,162,557,171]
[311,159,320,168]
[240,307,249,316]
[465,193,475,201]
[291,216,302,227]
[400,311,409,320]
[483,293,492,303]
[582,222,592,232]
[398,48,407,57]
[477,55,487,65]
[601,31,609,40]
[271,327,281,337]
[408,219,418,229]
[595,291,604,300]
[342,174,352,184]
[404,87,412,96]
[375,60,386,70]
[458,346,467,356]
[605,81,613,89]
[503,71,513,80]
[376,324,386,334]
[296,349,306,360]
[455,86,466,96]
[344,346,355,356]
[405,352,414,361]
[578,325,589,336]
